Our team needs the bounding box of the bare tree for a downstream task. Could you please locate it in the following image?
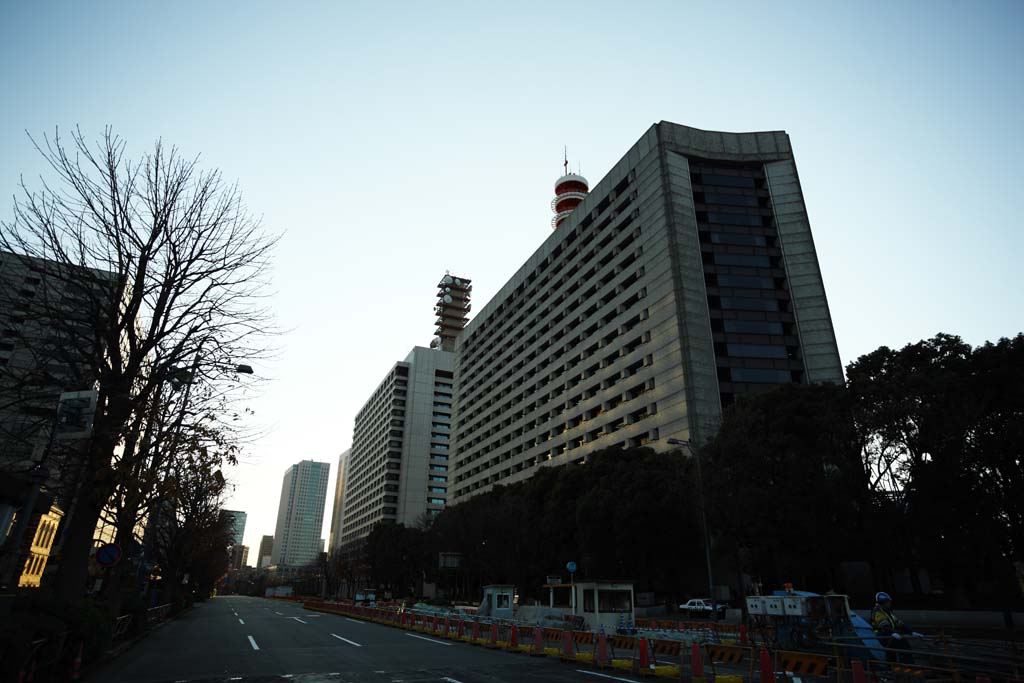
[0,127,277,603]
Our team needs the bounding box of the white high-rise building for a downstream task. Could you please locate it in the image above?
[271,460,330,567]
[339,346,455,546]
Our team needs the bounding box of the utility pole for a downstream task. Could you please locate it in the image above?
[667,437,716,616]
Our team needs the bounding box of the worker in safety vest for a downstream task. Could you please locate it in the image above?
[870,592,919,662]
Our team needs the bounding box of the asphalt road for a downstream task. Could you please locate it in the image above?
[95,596,648,683]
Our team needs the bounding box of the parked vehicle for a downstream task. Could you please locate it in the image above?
[678,598,725,617]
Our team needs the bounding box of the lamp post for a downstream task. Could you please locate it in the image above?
[667,437,716,617]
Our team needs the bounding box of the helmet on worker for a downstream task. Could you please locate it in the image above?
[875,591,892,605]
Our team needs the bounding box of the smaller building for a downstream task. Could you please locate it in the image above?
[230,544,249,569]
[257,534,274,569]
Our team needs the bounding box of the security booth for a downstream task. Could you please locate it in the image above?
[543,580,635,633]
[478,584,516,619]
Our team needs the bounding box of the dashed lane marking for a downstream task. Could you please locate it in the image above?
[247,635,260,651]
[238,618,245,625]
[405,633,452,646]
[291,617,308,624]
[330,633,363,647]
[345,618,364,624]
[576,670,638,682]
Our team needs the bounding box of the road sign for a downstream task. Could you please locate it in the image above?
[566,561,577,574]
[96,543,122,567]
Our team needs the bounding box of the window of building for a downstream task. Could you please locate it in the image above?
[714,253,771,268]
[723,319,784,334]
[429,486,446,494]
[428,498,445,505]
[716,275,775,289]
[730,368,794,383]
[700,174,756,188]
[726,344,788,359]
[710,232,767,247]
[598,589,633,612]
[703,192,759,207]
[707,212,764,227]
[719,297,779,311]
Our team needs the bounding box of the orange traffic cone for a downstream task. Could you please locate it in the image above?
[509,624,519,650]
[472,620,481,643]
[691,642,704,681]
[488,621,499,647]
[432,615,439,633]
[596,631,610,668]
[443,616,451,638]
[637,636,651,673]
[530,626,544,656]
[561,629,575,660]
[457,619,465,639]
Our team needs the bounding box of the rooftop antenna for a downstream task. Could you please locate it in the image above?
[564,146,568,176]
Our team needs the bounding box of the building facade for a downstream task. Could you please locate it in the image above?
[257,534,274,569]
[230,543,249,569]
[220,509,247,547]
[339,346,455,545]
[450,121,842,503]
[271,460,330,567]
[327,449,350,554]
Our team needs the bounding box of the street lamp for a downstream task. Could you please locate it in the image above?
[667,437,716,617]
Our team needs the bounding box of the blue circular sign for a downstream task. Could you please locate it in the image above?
[96,543,122,567]
[566,561,577,573]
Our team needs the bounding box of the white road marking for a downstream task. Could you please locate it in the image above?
[307,614,322,618]
[345,617,364,624]
[330,633,363,647]
[275,611,283,615]
[291,617,308,624]
[442,678,465,683]
[247,635,260,650]
[575,671,638,683]
[405,633,452,646]
[238,618,245,625]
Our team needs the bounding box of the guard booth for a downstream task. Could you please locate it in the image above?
[478,584,515,619]
[543,580,635,633]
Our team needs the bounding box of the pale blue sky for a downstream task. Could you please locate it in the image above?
[2,1,1021,556]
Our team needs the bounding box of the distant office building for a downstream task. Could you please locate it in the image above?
[327,449,350,554]
[271,460,330,567]
[257,534,274,569]
[220,510,247,547]
[340,342,458,546]
[450,121,842,503]
[230,543,249,569]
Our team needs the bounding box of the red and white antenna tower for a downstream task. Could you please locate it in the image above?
[551,146,589,230]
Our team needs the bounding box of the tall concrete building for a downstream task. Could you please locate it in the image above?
[257,534,274,569]
[450,121,842,503]
[220,510,247,547]
[340,345,456,545]
[230,543,249,569]
[271,460,330,567]
[327,449,350,554]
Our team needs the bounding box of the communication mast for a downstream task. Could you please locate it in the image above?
[431,273,472,352]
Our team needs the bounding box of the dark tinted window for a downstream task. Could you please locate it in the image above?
[701,174,756,188]
[714,253,771,268]
[711,232,767,247]
[723,319,784,334]
[717,275,775,289]
[730,368,793,383]
[708,212,764,227]
[704,192,759,207]
[720,297,779,311]
[727,344,788,359]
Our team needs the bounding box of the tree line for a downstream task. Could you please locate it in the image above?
[327,333,1022,609]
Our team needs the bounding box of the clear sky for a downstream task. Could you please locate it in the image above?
[2,1,1021,558]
